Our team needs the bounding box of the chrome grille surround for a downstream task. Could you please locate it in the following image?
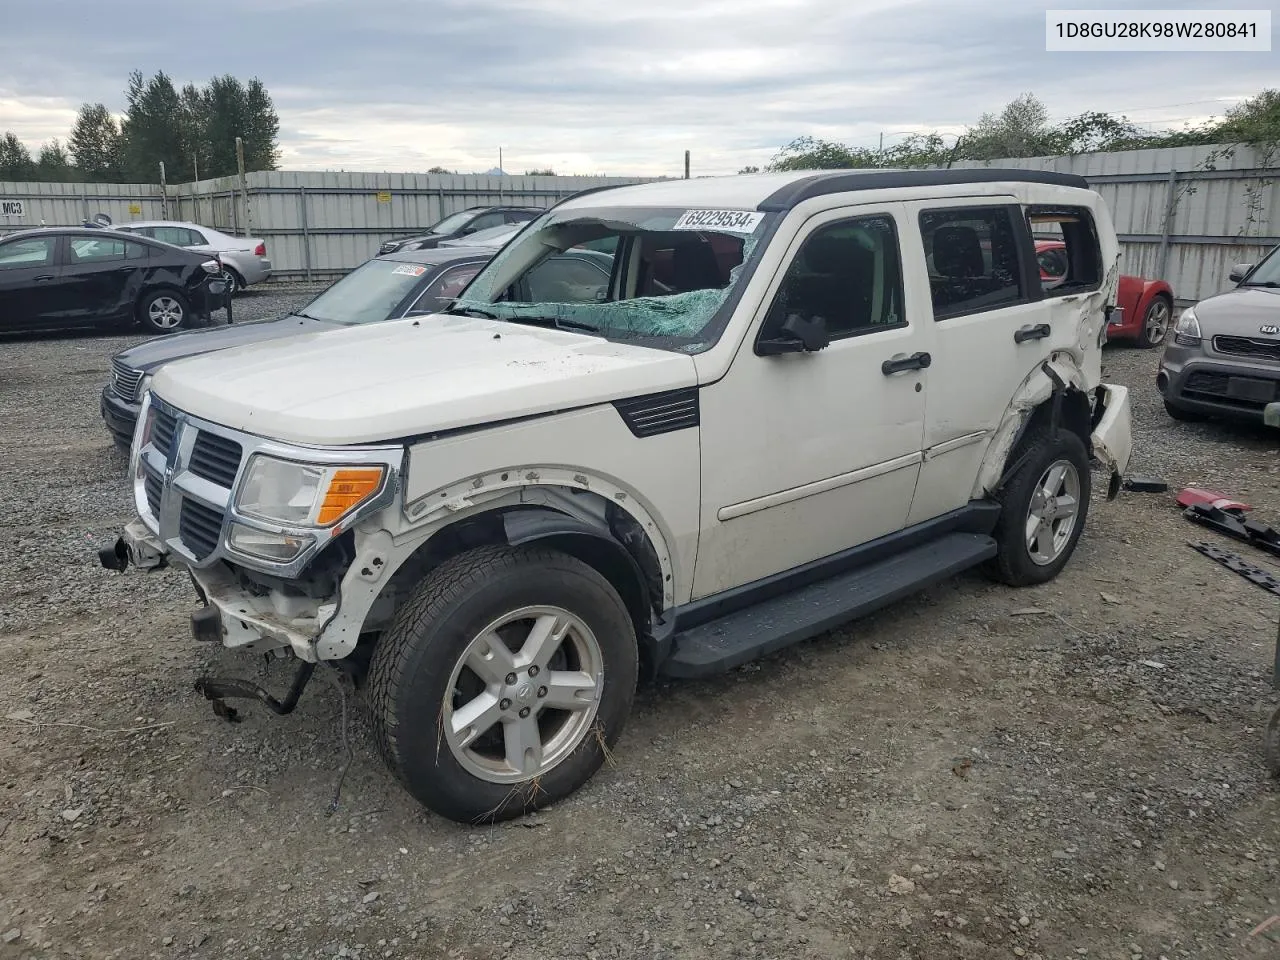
[131,392,404,579]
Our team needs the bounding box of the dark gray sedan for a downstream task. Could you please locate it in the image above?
[1158,245,1280,426]
[101,247,494,445]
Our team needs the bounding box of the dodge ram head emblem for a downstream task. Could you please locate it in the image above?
[1261,324,1279,336]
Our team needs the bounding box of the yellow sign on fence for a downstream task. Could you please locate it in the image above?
[375,191,392,203]
[128,203,142,215]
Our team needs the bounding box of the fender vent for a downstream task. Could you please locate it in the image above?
[613,388,700,437]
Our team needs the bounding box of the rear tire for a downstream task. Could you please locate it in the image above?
[1136,295,1172,348]
[367,544,638,824]
[987,427,1091,587]
[1163,399,1206,423]
[138,288,190,333]
[218,268,242,297]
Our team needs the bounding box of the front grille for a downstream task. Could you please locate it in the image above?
[143,468,162,516]
[190,432,243,488]
[1185,372,1230,397]
[152,409,178,457]
[180,499,225,560]
[110,360,144,402]
[1214,335,1280,362]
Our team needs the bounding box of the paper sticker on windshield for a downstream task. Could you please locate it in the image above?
[391,264,427,277]
[671,209,764,234]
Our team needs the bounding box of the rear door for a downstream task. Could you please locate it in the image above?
[0,235,62,330]
[62,234,148,324]
[904,199,1051,524]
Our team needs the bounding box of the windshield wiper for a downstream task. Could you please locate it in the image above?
[1242,280,1280,288]
[294,311,326,322]
[445,306,499,319]
[500,314,601,333]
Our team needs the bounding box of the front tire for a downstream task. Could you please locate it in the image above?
[988,427,1091,586]
[367,545,638,823]
[138,289,189,333]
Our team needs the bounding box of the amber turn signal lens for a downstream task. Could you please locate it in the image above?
[316,467,385,525]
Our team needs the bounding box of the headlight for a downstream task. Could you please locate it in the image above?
[1173,306,1201,346]
[235,454,386,528]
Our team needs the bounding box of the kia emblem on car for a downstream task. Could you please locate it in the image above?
[1261,324,1279,336]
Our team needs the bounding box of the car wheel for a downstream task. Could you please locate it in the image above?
[1163,399,1207,423]
[1136,296,1172,348]
[367,544,638,824]
[138,289,189,333]
[987,427,1091,587]
[218,268,241,297]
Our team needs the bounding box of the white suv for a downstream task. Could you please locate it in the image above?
[102,170,1133,823]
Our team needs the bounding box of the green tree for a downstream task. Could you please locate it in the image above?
[35,140,76,181]
[524,168,556,176]
[121,69,188,181]
[0,132,35,180]
[68,103,124,181]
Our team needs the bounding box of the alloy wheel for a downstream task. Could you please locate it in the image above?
[1025,459,1081,566]
[442,605,604,784]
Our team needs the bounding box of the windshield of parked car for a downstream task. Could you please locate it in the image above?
[298,258,431,324]
[451,205,773,353]
[428,210,478,235]
[1241,247,1280,286]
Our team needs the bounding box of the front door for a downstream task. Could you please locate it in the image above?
[62,235,143,325]
[694,204,931,598]
[904,199,1054,524]
[0,235,62,330]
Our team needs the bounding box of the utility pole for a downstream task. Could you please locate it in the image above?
[684,150,690,179]
[879,132,883,152]
[158,161,168,219]
[235,137,252,238]
[498,147,504,202]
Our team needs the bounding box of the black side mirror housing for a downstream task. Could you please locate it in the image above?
[757,313,831,356]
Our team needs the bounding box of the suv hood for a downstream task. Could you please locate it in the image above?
[151,315,698,446]
[1194,285,1280,336]
[116,316,337,374]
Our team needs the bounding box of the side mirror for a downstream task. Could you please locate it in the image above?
[1229,262,1253,283]
[757,313,830,356]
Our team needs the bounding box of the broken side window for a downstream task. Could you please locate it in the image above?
[1025,205,1103,297]
[919,206,1027,319]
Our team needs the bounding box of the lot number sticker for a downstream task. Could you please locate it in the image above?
[672,209,763,233]
[0,200,25,217]
[391,264,427,277]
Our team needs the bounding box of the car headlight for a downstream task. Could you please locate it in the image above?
[1173,306,1201,346]
[235,454,387,528]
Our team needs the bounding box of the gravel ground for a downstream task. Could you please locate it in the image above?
[1,294,1278,960]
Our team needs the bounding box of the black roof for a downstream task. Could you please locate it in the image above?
[757,168,1091,211]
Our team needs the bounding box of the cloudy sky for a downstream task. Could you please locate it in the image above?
[0,0,1275,177]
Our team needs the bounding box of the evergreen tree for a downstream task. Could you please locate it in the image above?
[68,103,124,181]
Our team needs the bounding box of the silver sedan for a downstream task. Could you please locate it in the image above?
[114,220,272,295]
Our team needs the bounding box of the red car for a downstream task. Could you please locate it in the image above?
[1036,240,1174,348]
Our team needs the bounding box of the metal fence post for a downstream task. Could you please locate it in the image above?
[1156,166,1178,280]
[299,186,312,282]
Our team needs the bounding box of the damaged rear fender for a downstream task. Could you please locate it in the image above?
[972,355,1091,499]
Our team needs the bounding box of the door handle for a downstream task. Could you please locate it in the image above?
[1014,323,1051,344]
[881,351,931,375]
[34,275,55,282]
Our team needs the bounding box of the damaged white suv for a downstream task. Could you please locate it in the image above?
[102,170,1133,823]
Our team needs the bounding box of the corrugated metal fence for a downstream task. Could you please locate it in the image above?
[0,171,648,282]
[2,146,1276,301]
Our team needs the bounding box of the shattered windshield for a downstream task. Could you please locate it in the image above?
[451,205,774,352]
